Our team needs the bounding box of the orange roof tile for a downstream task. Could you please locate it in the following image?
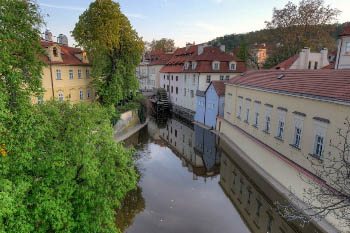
[228,70,350,103]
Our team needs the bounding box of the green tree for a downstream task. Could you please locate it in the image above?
[264,0,340,68]
[150,38,175,52]
[73,0,144,106]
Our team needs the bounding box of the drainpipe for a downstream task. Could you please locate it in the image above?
[49,59,55,99]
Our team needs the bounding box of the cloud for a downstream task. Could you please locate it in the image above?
[39,3,85,11]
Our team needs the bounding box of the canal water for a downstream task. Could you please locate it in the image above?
[116,117,316,233]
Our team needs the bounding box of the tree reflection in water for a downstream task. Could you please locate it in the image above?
[116,186,145,232]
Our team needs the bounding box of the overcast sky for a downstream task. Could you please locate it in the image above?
[37,0,350,47]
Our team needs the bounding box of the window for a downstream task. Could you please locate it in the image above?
[190,90,194,98]
[86,69,90,78]
[314,61,318,69]
[312,121,327,159]
[208,103,214,109]
[167,85,169,92]
[294,127,302,147]
[245,108,250,123]
[53,47,58,57]
[184,62,189,69]
[236,98,243,119]
[225,75,230,80]
[276,110,286,139]
[69,69,73,80]
[37,96,44,104]
[163,84,165,88]
[239,179,244,195]
[176,76,178,81]
[192,62,197,69]
[175,130,177,137]
[253,102,260,127]
[267,215,273,233]
[256,200,262,217]
[79,90,84,100]
[171,86,173,93]
[220,75,224,81]
[230,62,236,70]
[176,87,178,94]
[167,75,170,80]
[292,116,304,148]
[308,61,312,69]
[58,91,64,101]
[184,88,186,96]
[206,75,211,83]
[171,75,173,80]
[213,61,220,70]
[87,89,91,99]
[56,69,61,80]
[247,189,252,205]
[78,69,82,79]
[264,107,272,133]
[277,121,285,138]
[345,42,350,54]
[163,75,165,80]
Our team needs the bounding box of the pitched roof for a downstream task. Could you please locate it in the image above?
[339,24,350,37]
[273,54,298,70]
[160,45,246,73]
[211,80,226,96]
[227,70,350,104]
[149,52,173,66]
[40,40,90,66]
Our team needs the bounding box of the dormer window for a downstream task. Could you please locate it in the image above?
[229,62,237,70]
[212,61,220,70]
[345,42,350,55]
[53,47,58,57]
[192,62,197,70]
[184,62,190,70]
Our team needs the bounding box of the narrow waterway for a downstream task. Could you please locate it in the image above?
[116,116,317,233]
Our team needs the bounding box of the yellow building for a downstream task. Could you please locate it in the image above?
[217,70,350,232]
[35,40,94,104]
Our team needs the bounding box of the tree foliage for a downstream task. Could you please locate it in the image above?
[264,0,340,68]
[73,0,144,106]
[149,38,175,52]
[0,1,138,232]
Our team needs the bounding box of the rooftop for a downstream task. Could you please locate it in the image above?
[228,70,350,104]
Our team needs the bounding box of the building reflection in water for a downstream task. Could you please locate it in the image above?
[158,117,220,179]
[218,139,321,233]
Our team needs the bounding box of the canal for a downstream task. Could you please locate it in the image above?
[116,116,317,233]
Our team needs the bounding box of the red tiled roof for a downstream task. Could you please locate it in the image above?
[160,45,246,73]
[40,40,90,66]
[211,80,226,96]
[339,23,350,37]
[322,62,335,70]
[149,53,173,66]
[272,54,298,70]
[227,70,350,103]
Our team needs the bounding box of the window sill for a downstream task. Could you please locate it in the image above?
[308,153,323,162]
[252,124,258,129]
[262,130,270,135]
[289,144,301,151]
[274,136,284,142]
[244,120,249,125]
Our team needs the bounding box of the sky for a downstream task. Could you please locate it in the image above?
[37,0,350,47]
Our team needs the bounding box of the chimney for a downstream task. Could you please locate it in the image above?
[320,48,329,69]
[57,34,68,46]
[299,47,310,69]
[220,45,225,52]
[186,42,192,50]
[44,29,53,41]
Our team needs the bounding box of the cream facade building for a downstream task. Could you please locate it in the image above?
[217,69,350,232]
[36,39,93,104]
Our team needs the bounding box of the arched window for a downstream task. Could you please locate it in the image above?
[58,91,64,101]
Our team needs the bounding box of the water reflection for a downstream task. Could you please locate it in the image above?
[117,117,319,233]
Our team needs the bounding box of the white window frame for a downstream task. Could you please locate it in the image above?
[229,62,237,70]
[220,75,224,81]
[58,91,64,101]
[78,69,82,79]
[79,89,84,100]
[276,110,286,139]
[206,75,211,83]
[184,62,189,70]
[56,69,61,80]
[86,69,90,78]
[192,62,197,69]
[87,89,91,99]
[245,100,251,123]
[69,69,74,80]
[345,42,350,54]
[254,102,260,127]
[312,121,327,159]
[292,116,304,148]
[212,61,220,70]
[236,98,243,119]
[264,107,272,133]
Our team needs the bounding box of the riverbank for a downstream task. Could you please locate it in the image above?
[115,118,149,142]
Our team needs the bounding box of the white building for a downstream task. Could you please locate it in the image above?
[274,47,329,70]
[335,24,350,69]
[159,44,245,116]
